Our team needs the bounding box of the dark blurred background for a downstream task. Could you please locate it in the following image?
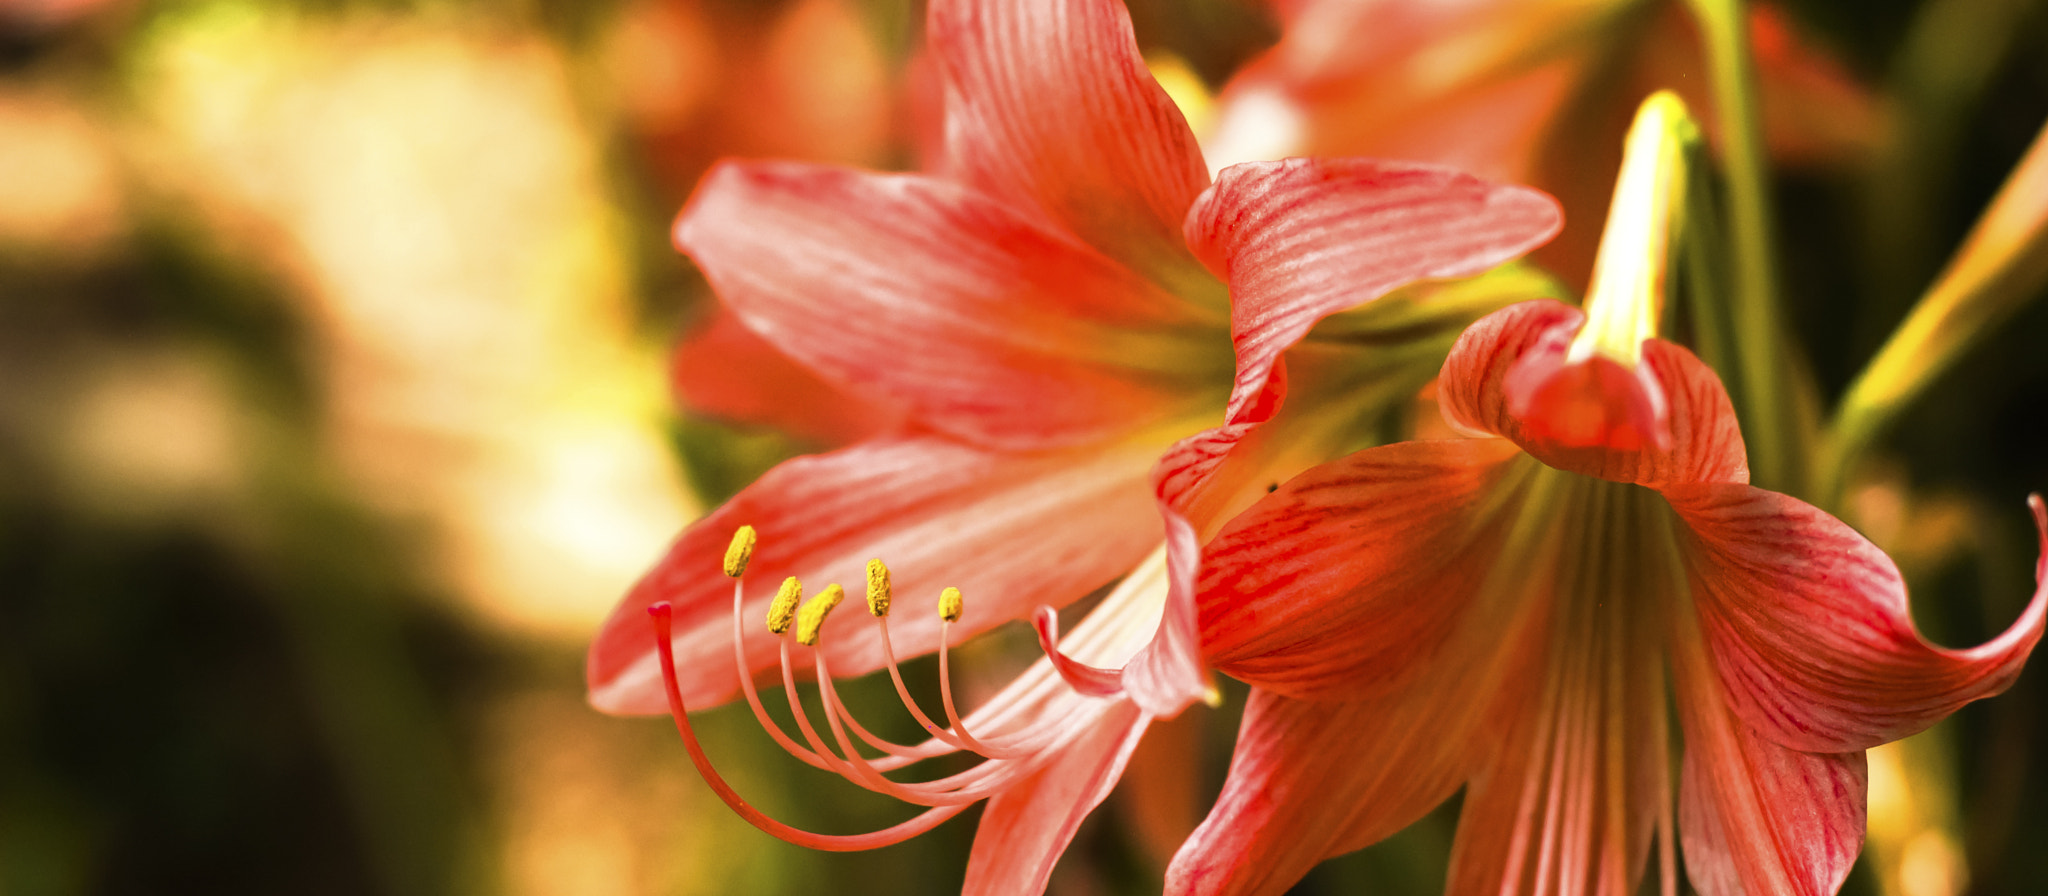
[0,0,2042,894]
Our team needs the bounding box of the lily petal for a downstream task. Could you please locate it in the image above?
[961,703,1150,896]
[1165,687,1475,896]
[1674,638,1866,896]
[929,0,1211,289]
[677,160,1226,450]
[669,308,905,445]
[587,436,1161,715]
[1439,300,1748,487]
[1195,439,1528,700]
[1119,507,1214,716]
[1667,485,2048,753]
[1444,568,1668,896]
[1185,158,1561,426]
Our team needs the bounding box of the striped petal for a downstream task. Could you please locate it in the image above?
[1672,617,1866,896]
[677,161,1228,451]
[1668,485,2047,753]
[1186,158,1561,427]
[961,704,1150,896]
[669,308,905,445]
[1195,439,1528,700]
[1166,685,1478,896]
[929,0,1212,290]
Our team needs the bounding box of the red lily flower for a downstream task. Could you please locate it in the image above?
[587,0,1560,888]
[1170,96,2045,896]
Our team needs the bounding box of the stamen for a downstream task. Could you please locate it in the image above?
[723,525,757,578]
[811,648,1044,805]
[663,542,1114,848]
[876,613,1031,758]
[646,601,968,850]
[796,584,846,646]
[766,576,802,634]
[781,638,1024,806]
[816,671,962,761]
[725,576,917,773]
[939,618,1038,757]
[866,559,892,617]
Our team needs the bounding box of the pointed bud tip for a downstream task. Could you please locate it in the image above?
[1575,90,1701,368]
[1637,90,1700,143]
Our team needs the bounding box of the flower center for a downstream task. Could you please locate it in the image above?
[1475,463,1689,892]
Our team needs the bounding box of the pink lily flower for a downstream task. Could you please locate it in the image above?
[588,0,1560,888]
[1170,95,2046,896]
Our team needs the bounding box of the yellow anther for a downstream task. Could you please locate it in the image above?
[766,577,802,634]
[722,525,758,578]
[865,559,892,617]
[937,586,963,623]
[795,583,846,646]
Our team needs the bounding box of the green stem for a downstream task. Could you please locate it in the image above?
[1684,0,1802,495]
[1680,138,1735,389]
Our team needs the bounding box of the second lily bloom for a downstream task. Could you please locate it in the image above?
[1173,95,2045,896]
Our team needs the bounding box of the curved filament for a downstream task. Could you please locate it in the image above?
[647,602,967,850]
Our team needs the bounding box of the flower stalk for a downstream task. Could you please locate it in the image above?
[1684,0,1804,494]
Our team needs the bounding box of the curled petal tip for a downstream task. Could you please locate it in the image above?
[1031,605,1125,697]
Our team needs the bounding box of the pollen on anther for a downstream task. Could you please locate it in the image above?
[795,583,846,646]
[766,576,803,634]
[723,525,758,578]
[938,586,963,623]
[865,559,892,617]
